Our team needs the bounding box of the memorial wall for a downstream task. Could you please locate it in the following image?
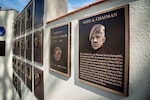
[11,0,150,100]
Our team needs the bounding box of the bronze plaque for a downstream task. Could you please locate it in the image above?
[34,67,44,100]
[34,30,43,64]
[17,59,21,77]
[21,37,25,58]
[21,12,25,34]
[26,34,32,61]
[34,0,44,28]
[17,18,20,36]
[26,3,33,31]
[0,41,5,56]
[26,63,32,91]
[16,39,20,56]
[79,5,129,96]
[20,61,25,83]
[17,78,21,98]
[50,23,71,77]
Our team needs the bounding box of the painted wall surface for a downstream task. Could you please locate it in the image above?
[0,10,18,100]
[8,0,150,100]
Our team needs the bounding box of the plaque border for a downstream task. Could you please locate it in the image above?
[34,0,44,29]
[78,4,129,96]
[34,67,44,100]
[49,22,71,77]
[34,29,43,64]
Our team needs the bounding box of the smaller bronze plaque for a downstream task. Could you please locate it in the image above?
[21,12,25,34]
[34,30,43,64]
[16,39,20,56]
[34,67,44,100]
[20,61,25,83]
[50,23,71,77]
[21,37,25,58]
[26,3,33,31]
[26,34,32,61]
[26,63,32,91]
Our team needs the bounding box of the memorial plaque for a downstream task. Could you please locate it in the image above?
[26,34,32,61]
[50,23,71,77]
[17,78,21,98]
[14,23,17,37]
[79,5,129,96]
[12,57,16,72]
[20,61,25,83]
[21,37,25,58]
[26,63,32,91]
[34,67,44,100]
[34,0,44,28]
[0,41,5,56]
[34,30,43,64]
[26,3,33,31]
[16,39,20,56]
[21,12,25,34]
[17,18,20,36]
[17,59,21,77]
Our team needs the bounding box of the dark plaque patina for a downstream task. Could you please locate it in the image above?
[16,39,20,56]
[79,5,129,96]
[26,63,32,91]
[26,3,33,31]
[34,67,44,100]
[17,59,21,77]
[17,18,20,36]
[0,41,5,56]
[20,61,25,83]
[34,30,43,64]
[21,12,25,34]
[50,23,71,77]
[26,34,32,61]
[21,37,25,58]
[34,0,44,28]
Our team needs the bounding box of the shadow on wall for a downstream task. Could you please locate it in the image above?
[0,11,14,100]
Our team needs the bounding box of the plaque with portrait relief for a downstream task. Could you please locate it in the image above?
[26,34,32,61]
[34,67,44,100]
[21,37,25,58]
[34,30,43,64]
[79,5,129,96]
[26,2,33,31]
[34,0,44,28]
[21,12,25,34]
[50,23,71,77]
[26,63,32,91]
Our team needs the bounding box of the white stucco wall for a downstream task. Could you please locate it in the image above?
[12,0,150,100]
[0,10,18,100]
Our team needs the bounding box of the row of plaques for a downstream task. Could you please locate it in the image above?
[14,0,44,37]
[49,5,129,96]
[12,57,44,100]
[13,30,43,64]
[13,4,129,97]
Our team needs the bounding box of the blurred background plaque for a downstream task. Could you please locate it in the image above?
[50,23,71,77]
[34,30,43,64]
[34,67,44,100]
[26,34,32,61]
[26,63,32,91]
[34,0,44,28]
[26,3,33,31]
[21,37,25,58]
[21,12,25,35]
